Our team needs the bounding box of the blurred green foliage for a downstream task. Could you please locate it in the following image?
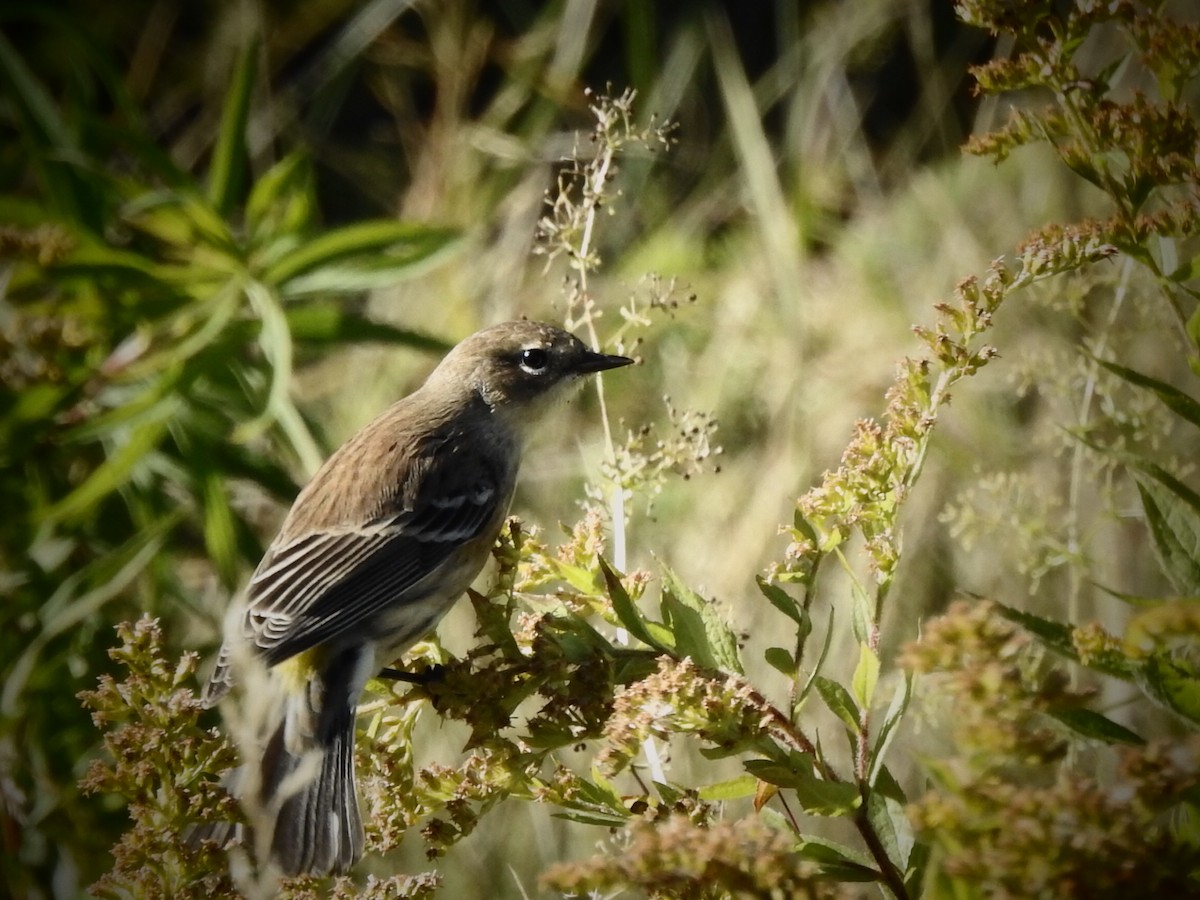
[0,6,456,892]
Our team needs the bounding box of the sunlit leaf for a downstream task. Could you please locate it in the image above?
[660,564,742,674]
[756,575,804,625]
[814,675,860,733]
[264,220,459,290]
[1137,654,1200,726]
[599,556,672,653]
[246,152,314,240]
[851,641,879,711]
[698,773,758,801]
[1132,466,1200,594]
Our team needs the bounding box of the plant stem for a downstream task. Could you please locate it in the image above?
[854,805,911,900]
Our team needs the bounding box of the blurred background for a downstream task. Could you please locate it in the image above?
[3,0,1187,896]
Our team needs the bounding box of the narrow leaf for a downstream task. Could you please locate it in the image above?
[869,673,913,787]
[42,419,169,523]
[756,575,803,625]
[201,469,240,589]
[246,152,313,237]
[208,38,259,216]
[1094,357,1200,430]
[265,220,458,288]
[796,607,836,707]
[851,642,880,711]
[598,556,671,653]
[286,303,449,350]
[1048,707,1145,745]
[995,603,1137,681]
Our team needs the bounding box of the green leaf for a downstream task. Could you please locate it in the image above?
[1094,357,1200,430]
[796,836,878,881]
[201,469,240,590]
[55,242,194,288]
[764,646,797,676]
[867,790,914,873]
[995,603,1137,681]
[1093,582,1172,609]
[3,513,182,716]
[208,37,258,217]
[246,152,314,238]
[869,673,912,787]
[791,770,861,816]
[756,575,804,625]
[851,642,880,711]
[286,303,449,351]
[1131,465,1200,593]
[0,30,74,150]
[698,773,758,801]
[42,418,170,524]
[813,675,860,733]
[551,810,630,827]
[1137,653,1200,726]
[264,220,459,290]
[1168,253,1200,284]
[660,564,743,674]
[796,607,837,708]
[231,280,294,445]
[1048,706,1145,745]
[599,556,672,653]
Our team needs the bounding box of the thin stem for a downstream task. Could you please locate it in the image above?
[854,807,911,900]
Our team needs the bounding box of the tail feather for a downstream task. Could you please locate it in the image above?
[199,643,370,876]
[263,705,364,876]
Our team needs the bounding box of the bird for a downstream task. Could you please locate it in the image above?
[198,320,633,876]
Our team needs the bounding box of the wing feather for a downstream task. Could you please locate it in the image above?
[239,463,505,666]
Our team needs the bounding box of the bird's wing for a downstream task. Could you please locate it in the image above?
[240,462,506,667]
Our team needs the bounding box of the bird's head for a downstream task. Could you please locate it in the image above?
[429,320,634,424]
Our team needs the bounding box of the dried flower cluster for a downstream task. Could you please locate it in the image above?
[597,657,774,774]
[900,600,1087,767]
[908,740,1200,897]
[542,812,848,899]
[76,617,239,898]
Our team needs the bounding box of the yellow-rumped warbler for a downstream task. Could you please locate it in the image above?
[199,321,632,875]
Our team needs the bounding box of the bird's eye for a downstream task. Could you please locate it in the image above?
[519,347,550,374]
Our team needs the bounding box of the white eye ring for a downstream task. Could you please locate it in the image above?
[519,347,550,374]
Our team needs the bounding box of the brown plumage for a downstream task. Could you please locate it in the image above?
[198,321,632,876]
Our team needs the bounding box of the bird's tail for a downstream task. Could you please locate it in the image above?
[258,691,364,877]
[192,646,367,877]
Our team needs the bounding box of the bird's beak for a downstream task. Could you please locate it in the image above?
[576,349,635,373]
